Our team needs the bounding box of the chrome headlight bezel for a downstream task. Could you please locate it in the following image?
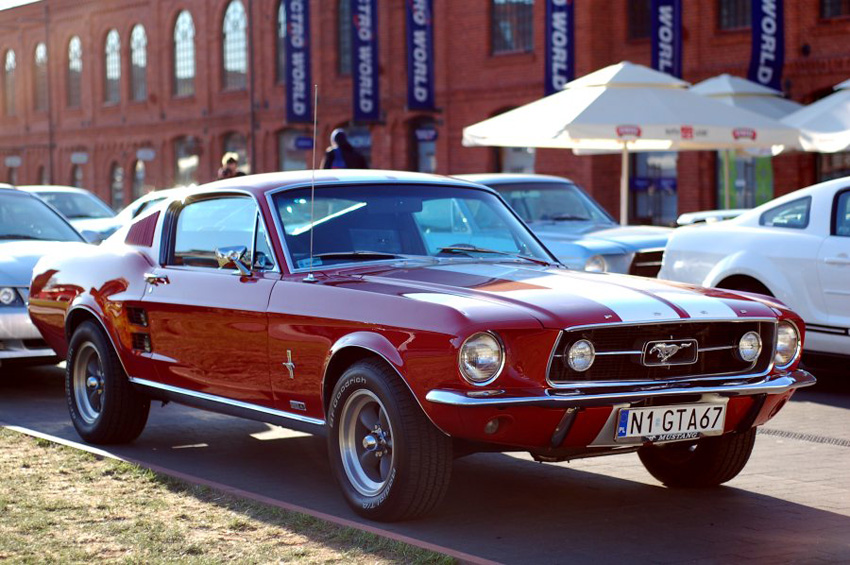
[0,287,20,306]
[565,339,596,372]
[737,331,762,363]
[458,331,505,386]
[584,255,607,273]
[774,321,801,369]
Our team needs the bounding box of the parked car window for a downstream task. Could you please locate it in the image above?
[171,196,257,268]
[273,184,552,269]
[494,182,615,224]
[0,193,83,242]
[835,190,850,237]
[759,197,811,230]
[35,191,115,219]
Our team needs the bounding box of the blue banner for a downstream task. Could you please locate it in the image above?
[352,0,380,122]
[748,0,784,90]
[651,0,682,78]
[285,0,311,123]
[544,0,574,95]
[406,0,435,110]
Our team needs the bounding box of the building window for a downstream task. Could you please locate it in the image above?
[4,50,15,117]
[174,10,196,97]
[498,147,536,173]
[491,0,534,54]
[38,165,48,184]
[631,152,678,226]
[104,30,121,104]
[174,136,199,185]
[110,162,125,210]
[223,131,249,173]
[819,151,850,182]
[71,164,83,188]
[628,0,651,39]
[346,126,372,167]
[821,0,850,18]
[132,160,146,199]
[130,25,148,102]
[338,0,351,75]
[67,36,82,108]
[8,166,17,185]
[409,118,437,173]
[34,42,48,112]
[222,0,248,90]
[718,0,751,30]
[278,129,308,171]
[276,1,286,83]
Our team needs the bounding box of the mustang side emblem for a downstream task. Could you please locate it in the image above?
[282,350,296,379]
[649,342,692,363]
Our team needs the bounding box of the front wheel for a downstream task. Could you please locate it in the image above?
[638,428,757,487]
[327,359,452,521]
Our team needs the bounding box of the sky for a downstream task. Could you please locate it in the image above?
[0,0,41,11]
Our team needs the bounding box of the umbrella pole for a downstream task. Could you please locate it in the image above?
[723,150,731,210]
[620,144,629,225]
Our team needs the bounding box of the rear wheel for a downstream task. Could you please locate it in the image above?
[66,321,150,444]
[327,359,452,521]
[638,428,757,487]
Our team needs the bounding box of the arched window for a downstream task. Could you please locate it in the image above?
[33,42,48,112]
[4,50,15,116]
[409,117,437,173]
[278,129,308,171]
[223,131,248,173]
[337,0,351,75]
[104,29,121,103]
[67,36,82,108]
[222,1,247,90]
[130,25,147,102]
[173,10,196,96]
[275,1,286,83]
[70,164,83,188]
[132,160,146,199]
[174,135,199,185]
[110,162,125,210]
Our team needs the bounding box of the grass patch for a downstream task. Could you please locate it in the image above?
[0,428,455,564]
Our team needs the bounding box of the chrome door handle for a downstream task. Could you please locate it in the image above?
[144,273,170,285]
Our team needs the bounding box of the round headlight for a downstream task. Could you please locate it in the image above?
[0,287,17,305]
[565,339,595,372]
[584,255,607,272]
[775,322,800,368]
[459,332,504,385]
[738,331,762,363]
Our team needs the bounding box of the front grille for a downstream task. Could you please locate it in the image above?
[629,249,664,278]
[548,320,775,385]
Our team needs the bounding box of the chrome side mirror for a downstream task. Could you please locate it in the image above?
[215,245,251,276]
[81,229,103,245]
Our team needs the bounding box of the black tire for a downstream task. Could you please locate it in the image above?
[327,359,452,521]
[638,428,757,487]
[66,320,150,444]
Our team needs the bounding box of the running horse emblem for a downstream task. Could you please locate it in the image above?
[649,342,693,364]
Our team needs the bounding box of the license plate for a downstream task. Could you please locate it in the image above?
[616,403,726,442]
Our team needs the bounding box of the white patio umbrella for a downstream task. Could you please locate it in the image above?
[463,62,800,224]
[691,74,804,208]
[782,78,850,153]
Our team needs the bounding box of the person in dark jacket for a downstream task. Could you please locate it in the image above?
[320,128,368,169]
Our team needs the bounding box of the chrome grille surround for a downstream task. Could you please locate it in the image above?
[546,318,777,389]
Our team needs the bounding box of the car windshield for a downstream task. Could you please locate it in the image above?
[273,184,554,269]
[0,192,84,241]
[494,182,616,225]
[35,191,115,219]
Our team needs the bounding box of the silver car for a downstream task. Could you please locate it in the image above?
[0,187,88,366]
[19,185,120,241]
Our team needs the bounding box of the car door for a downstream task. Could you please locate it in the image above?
[817,187,850,330]
[142,194,277,406]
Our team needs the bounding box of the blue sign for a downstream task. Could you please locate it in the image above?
[631,177,678,191]
[748,0,784,91]
[285,0,312,123]
[294,136,313,150]
[651,0,682,78]
[406,0,435,110]
[544,0,574,95]
[351,0,380,122]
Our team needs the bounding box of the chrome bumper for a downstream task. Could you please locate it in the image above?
[425,370,816,408]
[0,308,55,362]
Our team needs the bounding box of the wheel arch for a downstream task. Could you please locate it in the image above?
[65,305,131,378]
[714,274,774,297]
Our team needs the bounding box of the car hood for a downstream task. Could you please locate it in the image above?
[347,261,777,329]
[527,222,672,253]
[0,241,89,286]
[71,217,122,237]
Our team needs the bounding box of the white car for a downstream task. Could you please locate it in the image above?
[660,177,850,363]
[19,185,119,241]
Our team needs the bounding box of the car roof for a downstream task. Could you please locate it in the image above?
[736,174,850,222]
[17,185,93,194]
[453,173,578,186]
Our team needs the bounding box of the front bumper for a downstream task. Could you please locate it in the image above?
[0,307,56,363]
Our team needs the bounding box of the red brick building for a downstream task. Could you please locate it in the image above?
[1,0,849,222]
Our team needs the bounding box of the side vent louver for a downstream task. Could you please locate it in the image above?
[131,333,152,353]
[125,211,160,247]
[127,307,149,327]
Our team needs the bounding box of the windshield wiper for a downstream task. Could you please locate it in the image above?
[438,245,554,267]
[0,234,49,240]
[313,251,401,261]
[548,214,591,221]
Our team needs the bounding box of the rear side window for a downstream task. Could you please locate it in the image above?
[835,190,850,237]
[759,197,811,229]
[171,196,257,268]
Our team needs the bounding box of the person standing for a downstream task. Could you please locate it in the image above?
[217,152,245,179]
[321,128,368,169]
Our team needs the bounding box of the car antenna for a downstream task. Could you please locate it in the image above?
[304,84,319,283]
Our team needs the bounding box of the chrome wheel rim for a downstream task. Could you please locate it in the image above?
[72,342,104,424]
[339,389,395,497]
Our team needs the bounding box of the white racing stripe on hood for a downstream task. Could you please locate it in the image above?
[652,291,739,319]
[404,292,498,317]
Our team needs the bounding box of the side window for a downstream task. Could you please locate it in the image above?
[835,190,850,237]
[171,196,256,268]
[759,197,811,230]
[253,214,276,270]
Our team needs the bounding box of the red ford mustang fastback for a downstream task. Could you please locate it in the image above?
[28,170,815,521]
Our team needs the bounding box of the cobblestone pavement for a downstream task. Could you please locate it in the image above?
[1,364,848,564]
